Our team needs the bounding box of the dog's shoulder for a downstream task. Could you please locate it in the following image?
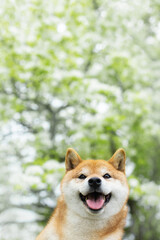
[36,223,58,240]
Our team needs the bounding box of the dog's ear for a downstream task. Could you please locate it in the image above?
[65,148,82,171]
[108,148,126,173]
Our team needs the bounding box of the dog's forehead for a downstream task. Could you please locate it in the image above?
[78,159,113,175]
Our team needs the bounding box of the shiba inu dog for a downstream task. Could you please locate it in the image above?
[36,148,129,240]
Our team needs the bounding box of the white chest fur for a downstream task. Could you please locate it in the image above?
[61,210,121,240]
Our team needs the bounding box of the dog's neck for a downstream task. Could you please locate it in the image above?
[53,198,127,240]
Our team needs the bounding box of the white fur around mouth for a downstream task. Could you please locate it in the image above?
[79,192,112,212]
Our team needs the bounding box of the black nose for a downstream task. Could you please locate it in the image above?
[88,177,101,189]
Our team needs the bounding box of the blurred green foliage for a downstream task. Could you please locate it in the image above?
[0,0,160,240]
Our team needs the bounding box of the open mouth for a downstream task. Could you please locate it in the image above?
[79,192,111,212]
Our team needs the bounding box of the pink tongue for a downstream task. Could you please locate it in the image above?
[86,194,105,210]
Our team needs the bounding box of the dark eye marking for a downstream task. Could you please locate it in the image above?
[103,173,111,179]
[78,174,87,179]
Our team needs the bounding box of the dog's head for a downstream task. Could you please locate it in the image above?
[61,148,129,219]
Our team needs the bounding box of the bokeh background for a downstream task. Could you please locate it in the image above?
[0,0,160,239]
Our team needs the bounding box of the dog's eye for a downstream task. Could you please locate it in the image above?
[103,173,111,179]
[78,174,86,179]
